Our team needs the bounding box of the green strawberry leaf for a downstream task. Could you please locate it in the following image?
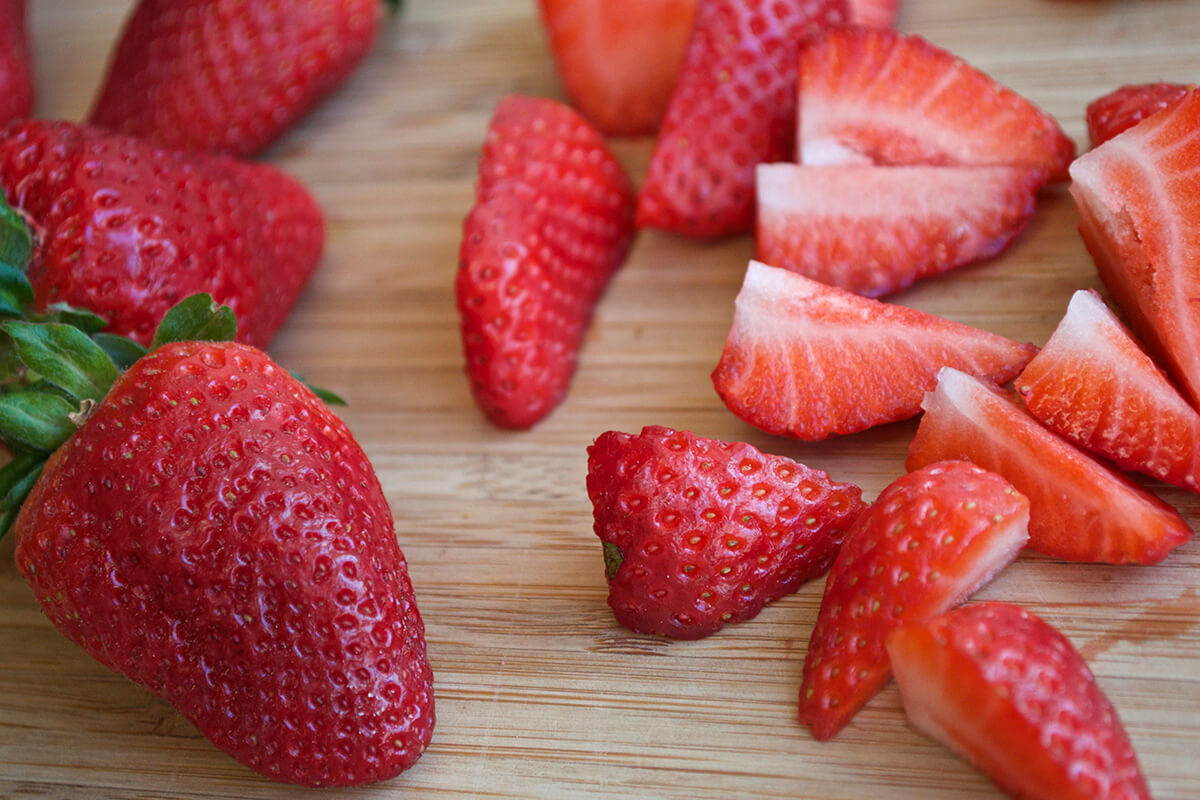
[603,542,624,581]
[0,192,32,274]
[91,333,148,371]
[39,303,109,334]
[290,371,347,406]
[150,293,237,349]
[384,0,403,13]
[2,321,120,403]
[0,452,44,540]
[0,390,77,452]
[0,262,33,318]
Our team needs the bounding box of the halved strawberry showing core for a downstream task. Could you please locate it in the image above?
[756,163,1044,297]
[907,367,1193,564]
[1086,82,1193,149]
[712,261,1037,440]
[888,602,1153,800]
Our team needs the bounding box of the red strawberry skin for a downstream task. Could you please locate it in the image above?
[636,0,847,237]
[712,261,1037,440]
[539,0,696,136]
[1016,289,1200,493]
[12,341,434,787]
[1087,82,1192,148]
[88,0,383,157]
[888,603,1152,800]
[457,95,635,429]
[0,0,32,125]
[0,120,324,347]
[756,163,1045,297]
[587,425,866,640]
[799,461,1029,740]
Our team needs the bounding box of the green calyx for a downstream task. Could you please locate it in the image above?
[384,0,404,13]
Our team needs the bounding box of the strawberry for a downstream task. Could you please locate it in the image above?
[587,425,866,640]
[888,602,1152,800]
[88,0,390,157]
[457,95,635,429]
[0,297,434,787]
[636,0,847,237]
[0,119,324,347]
[798,461,1029,740]
[711,261,1037,440]
[1070,89,1200,407]
[538,0,696,137]
[1087,82,1192,148]
[1016,289,1200,493]
[756,163,1045,297]
[0,0,32,125]
[797,27,1075,180]
[847,0,898,28]
[907,367,1193,564]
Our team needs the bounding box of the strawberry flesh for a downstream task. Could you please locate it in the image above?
[847,0,898,28]
[1087,82,1193,148]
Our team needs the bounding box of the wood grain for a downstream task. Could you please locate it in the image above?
[2,0,1199,798]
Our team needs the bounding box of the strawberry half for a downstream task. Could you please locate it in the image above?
[539,0,696,136]
[1087,82,1192,148]
[798,461,1029,740]
[1016,289,1200,493]
[888,602,1152,800]
[587,426,866,640]
[457,95,636,429]
[908,367,1193,564]
[1070,89,1200,407]
[756,163,1044,297]
[636,0,847,237]
[797,27,1075,180]
[847,0,898,28]
[711,261,1037,440]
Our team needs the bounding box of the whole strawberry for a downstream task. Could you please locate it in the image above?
[88,0,392,157]
[0,119,323,347]
[0,297,434,787]
[587,426,866,639]
[0,0,32,125]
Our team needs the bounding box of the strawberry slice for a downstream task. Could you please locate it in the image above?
[456,95,636,429]
[1016,289,1200,493]
[538,0,696,137]
[712,261,1037,440]
[847,0,898,28]
[756,163,1044,297]
[1070,89,1200,407]
[908,367,1193,564]
[797,27,1075,180]
[1087,82,1192,148]
[888,602,1152,800]
[799,461,1029,740]
[587,426,866,640]
[636,0,847,238]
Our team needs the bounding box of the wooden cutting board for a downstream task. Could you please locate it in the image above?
[2,1,1199,798]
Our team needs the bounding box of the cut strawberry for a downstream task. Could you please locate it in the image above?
[712,261,1037,440]
[636,0,847,238]
[908,367,1193,564]
[1070,89,1200,407]
[1087,82,1192,148]
[888,602,1152,800]
[847,0,897,28]
[797,27,1075,180]
[1016,289,1200,493]
[798,461,1029,741]
[756,163,1044,297]
[538,0,696,137]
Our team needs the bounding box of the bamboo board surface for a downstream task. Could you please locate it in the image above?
[2,0,1199,798]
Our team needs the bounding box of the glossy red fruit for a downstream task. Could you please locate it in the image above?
[908,367,1193,564]
[457,95,636,429]
[847,0,898,28]
[636,0,847,237]
[1016,289,1200,493]
[0,0,32,125]
[756,163,1044,297]
[798,461,1029,740]
[0,120,323,347]
[587,425,866,640]
[1087,82,1192,148]
[88,0,385,157]
[712,261,1037,440]
[798,27,1074,181]
[13,340,434,787]
[888,602,1152,800]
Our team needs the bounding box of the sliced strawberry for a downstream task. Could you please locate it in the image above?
[1070,89,1200,407]
[636,0,847,238]
[908,367,1193,564]
[847,0,898,28]
[888,602,1152,800]
[538,0,696,137]
[797,27,1075,180]
[1087,82,1192,148]
[1016,289,1200,492]
[587,426,866,640]
[712,261,1037,440]
[798,462,1029,740]
[456,95,636,429]
[756,163,1044,297]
